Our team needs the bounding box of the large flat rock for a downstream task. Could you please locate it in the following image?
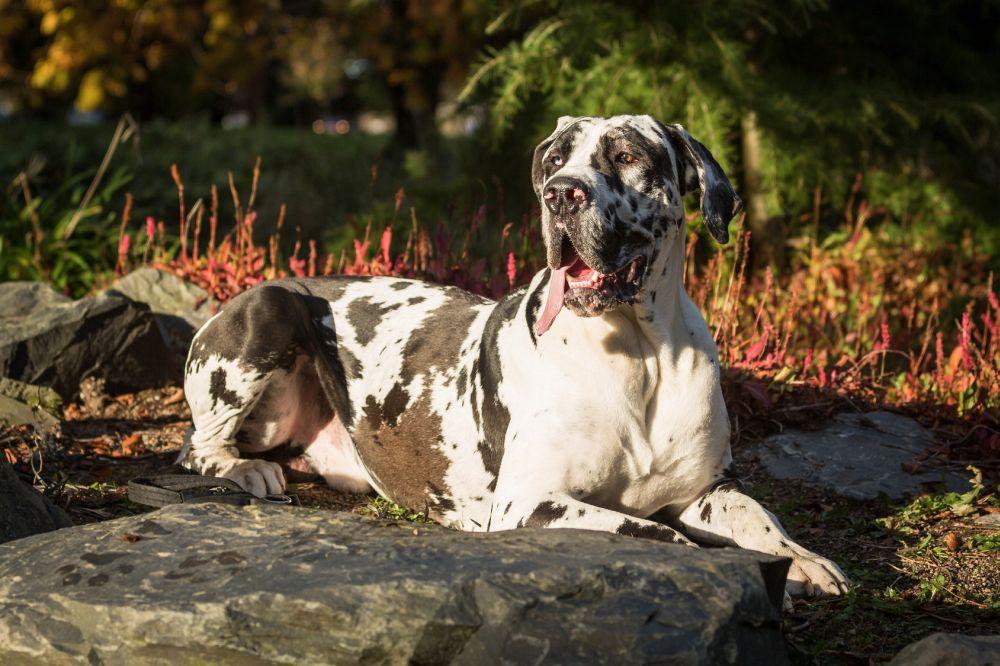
[0,504,790,665]
[0,282,181,400]
[889,632,1000,665]
[757,411,968,500]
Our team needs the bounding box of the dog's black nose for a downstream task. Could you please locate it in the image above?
[543,177,590,214]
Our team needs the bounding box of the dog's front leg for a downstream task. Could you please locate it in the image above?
[490,491,694,545]
[675,482,850,598]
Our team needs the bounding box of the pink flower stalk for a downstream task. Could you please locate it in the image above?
[117,233,131,258]
[380,227,392,265]
[960,311,974,371]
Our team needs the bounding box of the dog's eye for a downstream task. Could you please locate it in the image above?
[550,154,564,166]
[616,152,636,165]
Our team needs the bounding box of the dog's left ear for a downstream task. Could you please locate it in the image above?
[660,123,742,244]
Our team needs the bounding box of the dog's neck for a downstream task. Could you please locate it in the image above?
[630,230,688,339]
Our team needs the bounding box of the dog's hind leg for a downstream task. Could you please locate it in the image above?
[181,285,328,497]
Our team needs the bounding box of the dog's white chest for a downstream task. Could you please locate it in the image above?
[519,301,728,517]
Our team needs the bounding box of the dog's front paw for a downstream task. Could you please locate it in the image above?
[786,550,850,598]
[218,459,286,497]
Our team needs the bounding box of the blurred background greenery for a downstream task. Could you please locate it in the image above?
[1,0,998,293]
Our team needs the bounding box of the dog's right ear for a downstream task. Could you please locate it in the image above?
[660,123,742,245]
[531,116,580,196]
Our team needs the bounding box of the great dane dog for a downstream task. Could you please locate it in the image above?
[181,115,849,601]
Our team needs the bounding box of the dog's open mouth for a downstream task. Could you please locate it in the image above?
[534,237,646,336]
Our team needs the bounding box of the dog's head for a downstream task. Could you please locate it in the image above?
[531,115,741,327]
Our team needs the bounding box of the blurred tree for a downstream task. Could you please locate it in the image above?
[0,0,496,148]
[462,0,1000,263]
[335,0,493,150]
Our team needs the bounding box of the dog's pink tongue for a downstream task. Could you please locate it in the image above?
[534,266,568,336]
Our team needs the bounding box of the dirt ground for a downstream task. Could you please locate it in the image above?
[3,380,997,665]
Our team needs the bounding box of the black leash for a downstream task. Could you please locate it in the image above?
[127,474,298,508]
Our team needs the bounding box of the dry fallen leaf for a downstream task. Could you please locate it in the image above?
[163,388,185,406]
[117,433,143,457]
[944,532,961,551]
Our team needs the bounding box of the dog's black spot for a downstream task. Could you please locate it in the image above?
[700,502,712,523]
[591,134,625,196]
[390,281,412,290]
[398,289,487,386]
[433,496,456,513]
[503,502,512,516]
[381,383,410,428]
[764,526,771,533]
[456,367,468,399]
[62,573,81,586]
[209,368,240,410]
[338,346,363,380]
[347,296,401,346]
[524,270,549,346]
[407,296,426,305]
[533,122,584,191]
[710,467,744,494]
[469,367,480,429]
[87,573,110,587]
[578,508,586,517]
[617,519,684,543]
[477,288,525,482]
[524,500,568,527]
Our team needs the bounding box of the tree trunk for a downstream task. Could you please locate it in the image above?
[740,110,779,266]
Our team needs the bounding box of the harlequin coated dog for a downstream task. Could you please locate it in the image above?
[180,115,850,601]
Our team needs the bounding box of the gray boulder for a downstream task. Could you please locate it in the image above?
[890,632,1000,665]
[0,503,790,665]
[0,377,63,416]
[757,411,967,500]
[0,393,59,435]
[107,268,216,355]
[0,458,71,545]
[0,282,181,400]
